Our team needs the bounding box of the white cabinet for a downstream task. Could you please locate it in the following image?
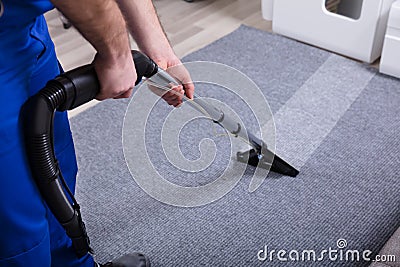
[262,0,396,63]
[380,1,400,78]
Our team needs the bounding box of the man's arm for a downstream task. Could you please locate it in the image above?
[116,0,195,106]
[51,0,136,100]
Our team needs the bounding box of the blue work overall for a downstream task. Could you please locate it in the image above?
[0,1,94,266]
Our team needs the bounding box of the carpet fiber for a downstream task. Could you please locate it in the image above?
[70,26,400,266]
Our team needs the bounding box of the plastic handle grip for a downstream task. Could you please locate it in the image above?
[58,50,158,111]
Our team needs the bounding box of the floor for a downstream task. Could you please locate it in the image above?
[69,24,400,267]
[46,0,271,69]
[44,0,270,117]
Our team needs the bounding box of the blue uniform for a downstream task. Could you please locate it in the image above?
[0,1,94,266]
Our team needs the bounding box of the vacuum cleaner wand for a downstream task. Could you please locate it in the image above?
[147,70,299,177]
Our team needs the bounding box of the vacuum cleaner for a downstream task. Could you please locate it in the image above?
[21,50,299,257]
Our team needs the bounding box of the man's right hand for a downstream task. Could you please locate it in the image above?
[93,52,137,100]
[51,0,135,101]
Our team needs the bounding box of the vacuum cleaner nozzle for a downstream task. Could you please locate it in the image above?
[237,148,299,177]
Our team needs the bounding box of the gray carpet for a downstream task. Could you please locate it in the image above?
[70,25,400,266]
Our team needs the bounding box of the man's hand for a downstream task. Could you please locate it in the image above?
[151,54,194,107]
[94,52,137,100]
[115,0,195,107]
[51,0,134,101]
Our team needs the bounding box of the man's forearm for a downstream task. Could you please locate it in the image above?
[51,0,137,100]
[116,0,174,60]
[51,0,131,62]
[115,0,195,102]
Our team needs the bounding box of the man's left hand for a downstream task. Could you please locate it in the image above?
[150,53,194,107]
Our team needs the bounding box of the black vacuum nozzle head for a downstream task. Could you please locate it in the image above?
[237,149,299,177]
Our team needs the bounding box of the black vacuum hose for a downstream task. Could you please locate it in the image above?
[21,50,158,257]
